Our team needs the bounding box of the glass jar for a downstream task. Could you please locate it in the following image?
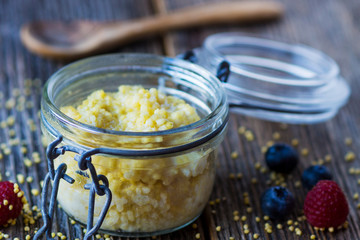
[40,54,228,237]
[187,32,350,124]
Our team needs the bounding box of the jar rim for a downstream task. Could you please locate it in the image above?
[203,32,340,87]
[42,53,228,139]
[187,32,350,124]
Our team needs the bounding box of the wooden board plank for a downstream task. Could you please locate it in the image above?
[0,0,360,239]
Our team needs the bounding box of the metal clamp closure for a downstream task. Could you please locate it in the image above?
[181,49,230,82]
[34,136,112,240]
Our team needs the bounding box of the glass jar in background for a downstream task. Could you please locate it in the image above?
[40,54,228,237]
[191,33,350,124]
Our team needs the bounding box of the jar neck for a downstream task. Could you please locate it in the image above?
[41,53,229,152]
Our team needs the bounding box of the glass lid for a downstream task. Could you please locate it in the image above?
[180,32,350,124]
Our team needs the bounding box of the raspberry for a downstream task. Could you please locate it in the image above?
[304,180,349,228]
[0,181,24,226]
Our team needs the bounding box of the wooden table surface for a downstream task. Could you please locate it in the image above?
[1,0,359,239]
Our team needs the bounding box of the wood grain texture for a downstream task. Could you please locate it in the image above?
[0,0,360,239]
[151,0,176,57]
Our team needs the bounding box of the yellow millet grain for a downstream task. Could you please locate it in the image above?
[5,99,16,109]
[238,126,246,134]
[272,132,280,140]
[26,176,33,183]
[231,151,238,159]
[301,148,309,156]
[3,148,11,155]
[266,141,274,147]
[291,138,299,146]
[261,146,268,154]
[345,137,353,146]
[353,193,359,200]
[24,158,32,167]
[31,189,40,196]
[345,151,356,162]
[20,146,27,154]
[8,129,16,137]
[254,162,261,170]
[245,130,254,141]
[317,159,324,165]
[7,116,15,126]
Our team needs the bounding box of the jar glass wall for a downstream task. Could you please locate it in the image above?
[41,54,228,237]
[192,33,350,124]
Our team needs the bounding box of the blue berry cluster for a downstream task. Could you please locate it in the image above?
[260,143,333,220]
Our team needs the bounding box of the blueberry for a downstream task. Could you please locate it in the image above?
[301,165,332,190]
[261,186,295,220]
[265,143,298,173]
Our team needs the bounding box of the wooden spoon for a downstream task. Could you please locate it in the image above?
[20,1,283,60]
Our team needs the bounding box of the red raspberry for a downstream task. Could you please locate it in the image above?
[304,180,349,228]
[0,181,24,226]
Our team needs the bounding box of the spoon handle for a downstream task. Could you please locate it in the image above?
[101,1,283,45]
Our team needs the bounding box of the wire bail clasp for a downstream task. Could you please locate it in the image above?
[34,135,113,240]
[181,49,230,82]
